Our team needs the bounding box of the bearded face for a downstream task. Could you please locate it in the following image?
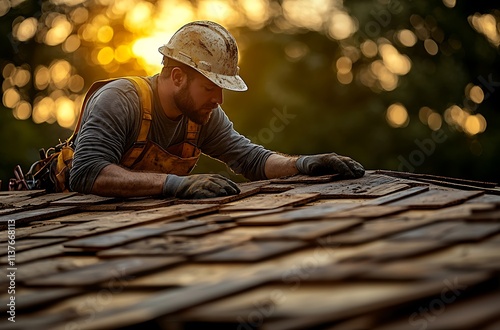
[173,80,218,125]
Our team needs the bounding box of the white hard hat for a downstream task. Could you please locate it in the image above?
[159,21,247,92]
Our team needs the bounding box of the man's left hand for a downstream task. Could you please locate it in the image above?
[296,153,365,179]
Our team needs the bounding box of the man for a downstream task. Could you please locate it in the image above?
[69,21,364,199]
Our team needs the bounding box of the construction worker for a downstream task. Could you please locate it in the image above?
[69,21,365,199]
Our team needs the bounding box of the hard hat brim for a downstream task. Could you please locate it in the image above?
[197,69,248,92]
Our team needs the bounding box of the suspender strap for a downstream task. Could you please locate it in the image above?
[127,77,153,143]
[118,77,153,167]
[69,76,153,144]
[181,120,201,158]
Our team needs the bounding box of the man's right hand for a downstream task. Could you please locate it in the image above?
[296,153,365,179]
[163,174,240,199]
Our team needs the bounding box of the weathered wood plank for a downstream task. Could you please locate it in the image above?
[9,243,67,264]
[254,219,361,241]
[194,207,290,224]
[218,207,292,219]
[389,188,484,209]
[410,177,500,195]
[0,206,78,229]
[326,205,408,219]
[116,197,176,210]
[48,211,130,223]
[300,262,373,282]
[0,207,22,216]
[125,263,249,288]
[270,174,340,184]
[465,194,500,204]
[236,204,360,226]
[427,203,496,222]
[64,219,206,250]
[0,238,65,255]
[374,170,498,187]
[362,185,429,205]
[33,204,219,238]
[97,233,251,258]
[50,194,119,206]
[354,261,449,281]
[0,222,65,239]
[283,175,411,198]
[318,217,437,245]
[167,223,236,237]
[0,191,46,209]
[389,222,500,242]
[220,193,320,212]
[25,256,184,287]
[0,256,99,284]
[12,192,79,208]
[195,240,307,262]
[260,184,298,193]
[465,208,500,222]
[0,288,82,311]
[339,240,446,262]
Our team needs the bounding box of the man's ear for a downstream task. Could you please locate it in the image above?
[171,67,186,87]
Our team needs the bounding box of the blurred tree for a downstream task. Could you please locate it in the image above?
[1,0,499,189]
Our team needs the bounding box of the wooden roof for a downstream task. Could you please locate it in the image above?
[1,170,500,329]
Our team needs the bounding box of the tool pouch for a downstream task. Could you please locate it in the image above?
[8,76,152,193]
[9,141,74,192]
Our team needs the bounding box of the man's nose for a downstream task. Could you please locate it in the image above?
[211,88,223,105]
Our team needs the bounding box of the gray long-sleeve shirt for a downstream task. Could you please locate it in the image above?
[69,75,273,193]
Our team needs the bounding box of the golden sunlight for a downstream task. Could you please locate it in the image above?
[469,85,485,104]
[397,29,417,47]
[282,0,329,31]
[386,103,409,128]
[379,44,411,75]
[55,96,76,128]
[132,36,165,74]
[418,106,433,124]
[239,0,270,28]
[45,15,73,46]
[13,101,32,120]
[328,11,357,40]
[14,17,38,42]
[125,1,154,33]
[470,13,500,47]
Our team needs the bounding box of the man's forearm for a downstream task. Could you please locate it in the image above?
[264,153,299,179]
[91,164,167,197]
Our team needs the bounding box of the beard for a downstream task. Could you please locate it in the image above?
[173,83,216,125]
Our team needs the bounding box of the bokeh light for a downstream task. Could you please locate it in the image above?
[397,29,418,47]
[386,103,409,128]
[14,17,38,42]
[469,85,485,104]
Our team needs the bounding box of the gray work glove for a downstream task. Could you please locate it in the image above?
[163,174,240,199]
[296,153,365,179]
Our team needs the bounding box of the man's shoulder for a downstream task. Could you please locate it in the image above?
[95,77,146,94]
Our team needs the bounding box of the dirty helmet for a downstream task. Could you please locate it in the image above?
[159,21,247,92]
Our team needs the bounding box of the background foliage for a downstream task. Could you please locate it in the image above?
[1,0,499,189]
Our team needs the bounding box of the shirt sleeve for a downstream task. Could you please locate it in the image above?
[199,107,274,181]
[69,79,141,193]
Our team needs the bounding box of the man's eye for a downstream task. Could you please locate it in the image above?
[205,87,214,92]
